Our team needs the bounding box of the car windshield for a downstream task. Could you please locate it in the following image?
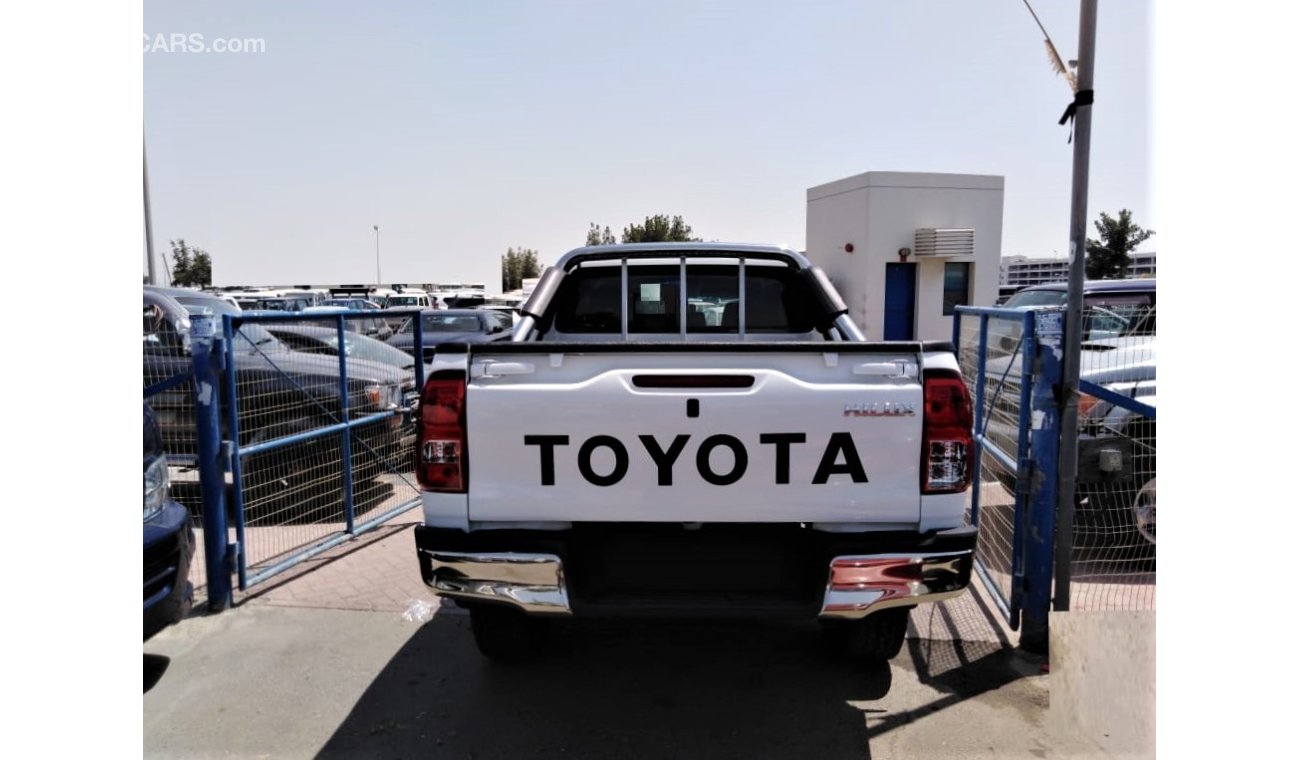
[1001,288,1155,338]
[1002,290,1067,308]
[329,333,416,369]
[387,296,423,307]
[174,297,283,352]
[404,314,482,333]
[1083,299,1156,338]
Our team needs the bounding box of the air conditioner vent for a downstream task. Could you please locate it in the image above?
[914,228,974,257]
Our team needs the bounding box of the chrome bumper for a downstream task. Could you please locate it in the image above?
[423,550,572,616]
[817,549,974,619]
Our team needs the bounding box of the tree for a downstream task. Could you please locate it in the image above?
[585,223,616,246]
[169,239,212,287]
[1085,210,1154,280]
[501,247,541,291]
[621,214,700,243]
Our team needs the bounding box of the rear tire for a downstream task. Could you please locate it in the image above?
[469,606,549,662]
[824,607,911,662]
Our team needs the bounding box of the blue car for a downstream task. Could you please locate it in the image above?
[144,401,195,641]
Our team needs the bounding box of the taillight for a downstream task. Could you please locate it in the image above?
[417,371,467,493]
[921,369,973,494]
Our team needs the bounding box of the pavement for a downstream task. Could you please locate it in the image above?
[143,514,1139,759]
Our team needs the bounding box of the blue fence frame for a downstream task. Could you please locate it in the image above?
[219,310,427,591]
[141,312,234,611]
[152,307,432,610]
[953,306,1060,643]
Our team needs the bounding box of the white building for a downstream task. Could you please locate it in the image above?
[805,171,1003,341]
[1000,251,1156,288]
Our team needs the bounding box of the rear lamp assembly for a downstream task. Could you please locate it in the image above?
[921,370,974,494]
[417,372,468,493]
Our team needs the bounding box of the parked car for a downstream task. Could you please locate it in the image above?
[144,401,194,641]
[263,322,423,428]
[300,306,394,340]
[378,291,439,331]
[253,296,314,312]
[476,303,518,326]
[1074,341,1156,554]
[978,279,1156,557]
[382,291,435,310]
[990,278,1156,356]
[323,298,383,311]
[386,309,513,362]
[143,287,407,517]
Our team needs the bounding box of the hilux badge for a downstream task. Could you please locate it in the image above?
[844,402,916,417]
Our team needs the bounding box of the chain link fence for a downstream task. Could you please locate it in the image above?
[143,310,208,592]
[1067,303,1156,610]
[223,312,423,588]
[957,311,1032,623]
[145,289,426,601]
[956,300,1157,625]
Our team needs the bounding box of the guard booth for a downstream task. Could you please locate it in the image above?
[805,171,1004,341]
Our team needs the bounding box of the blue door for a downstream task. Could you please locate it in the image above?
[884,263,917,340]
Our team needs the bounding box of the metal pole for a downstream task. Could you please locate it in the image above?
[144,139,157,285]
[191,313,232,611]
[374,225,381,286]
[1021,310,1062,654]
[1053,0,1099,614]
[335,312,356,534]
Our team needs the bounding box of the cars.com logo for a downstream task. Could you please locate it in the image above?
[144,33,266,54]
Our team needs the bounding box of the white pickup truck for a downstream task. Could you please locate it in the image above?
[413,243,976,661]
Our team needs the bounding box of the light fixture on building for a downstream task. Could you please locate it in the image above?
[844,243,855,253]
[898,247,911,261]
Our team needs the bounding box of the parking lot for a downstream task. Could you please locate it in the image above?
[143,513,1147,759]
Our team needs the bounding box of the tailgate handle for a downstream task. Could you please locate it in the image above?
[474,361,535,378]
[852,361,918,378]
[632,374,755,389]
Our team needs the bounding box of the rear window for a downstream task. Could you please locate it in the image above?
[405,314,483,333]
[1003,286,1156,337]
[1002,289,1067,308]
[550,264,820,334]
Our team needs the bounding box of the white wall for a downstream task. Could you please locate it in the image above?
[806,171,1004,341]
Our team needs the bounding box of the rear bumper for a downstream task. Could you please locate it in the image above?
[415,524,974,619]
[817,549,972,619]
[423,551,571,615]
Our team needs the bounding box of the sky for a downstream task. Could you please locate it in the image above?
[143,0,1150,289]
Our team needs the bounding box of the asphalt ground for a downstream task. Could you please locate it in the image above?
[142,517,1130,759]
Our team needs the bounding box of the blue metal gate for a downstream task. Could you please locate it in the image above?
[145,295,431,611]
[217,310,427,595]
[953,306,1062,645]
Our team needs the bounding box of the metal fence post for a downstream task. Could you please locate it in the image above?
[336,313,356,534]
[1019,310,1064,653]
[190,312,232,611]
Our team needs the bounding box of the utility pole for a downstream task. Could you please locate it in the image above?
[144,139,157,285]
[1053,0,1099,615]
[373,225,381,286]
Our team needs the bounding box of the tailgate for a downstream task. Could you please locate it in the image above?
[463,344,924,525]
